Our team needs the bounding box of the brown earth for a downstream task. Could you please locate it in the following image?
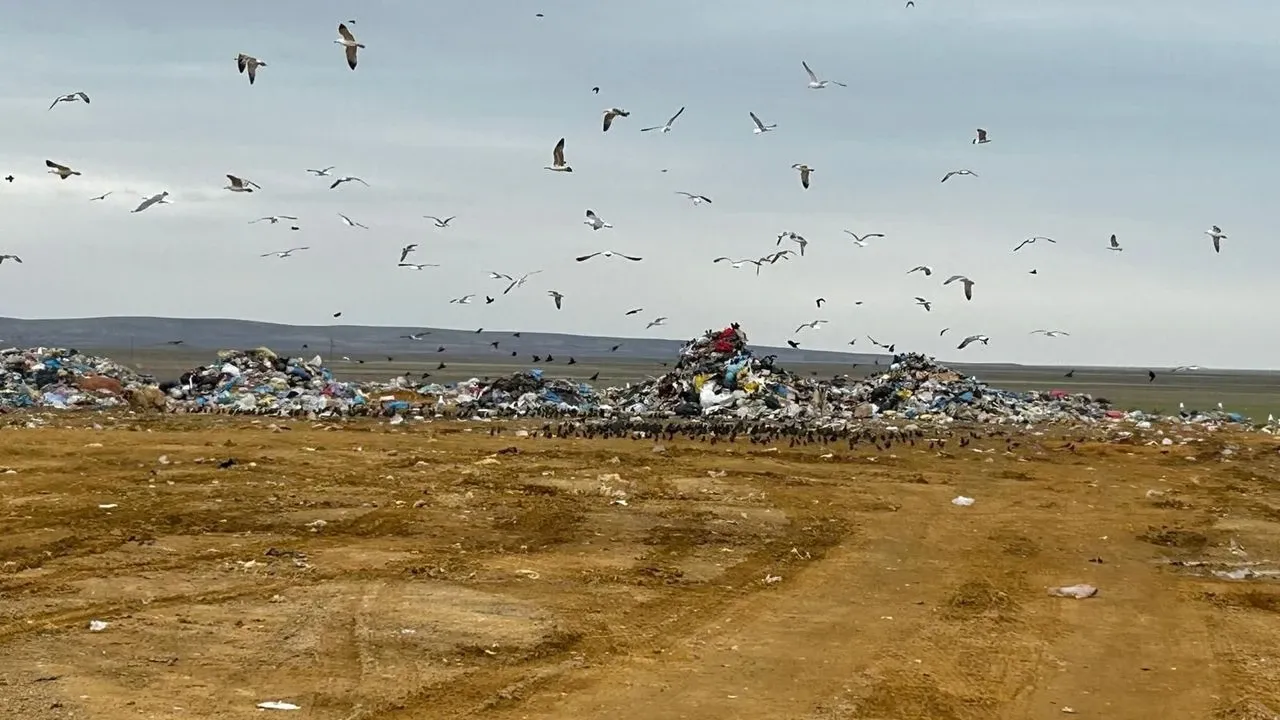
[1,416,1279,719]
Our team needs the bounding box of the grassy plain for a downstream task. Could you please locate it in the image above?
[1,417,1279,719]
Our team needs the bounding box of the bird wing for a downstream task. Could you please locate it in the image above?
[1012,239,1030,252]
[575,253,600,262]
[47,96,63,110]
[977,128,987,141]
[338,23,356,41]
[350,177,369,186]
[676,192,693,198]
[749,111,765,130]
[329,178,343,189]
[941,172,954,182]
[618,254,643,261]
[46,160,70,173]
[667,106,685,125]
[802,61,819,83]
[553,138,566,166]
[585,209,599,220]
[602,111,615,132]
[226,174,243,187]
[345,44,358,69]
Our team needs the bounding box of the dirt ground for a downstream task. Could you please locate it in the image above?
[2,416,1279,720]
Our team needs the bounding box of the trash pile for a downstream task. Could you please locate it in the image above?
[0,347,154,410]
[453,368,603,415]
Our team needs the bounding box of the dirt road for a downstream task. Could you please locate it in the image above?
[1,417,1277,719]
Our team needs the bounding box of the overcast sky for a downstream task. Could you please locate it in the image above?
[2,0,1278,368]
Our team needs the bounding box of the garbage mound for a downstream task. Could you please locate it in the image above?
[453,368,604,416]
[0,347,155,410]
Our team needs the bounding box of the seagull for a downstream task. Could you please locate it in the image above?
[329,176,368,190]
[261,247,309,258]
[236,54,266,84]
[1171,365,1202,373]
[306,166,336,176]
[675,191,712,205]
[0,254,22,264]
[1107,234,1123,252]
[914,297,932,312]
[844,231,885,245]
[939,328,950,337]
[906,265,934,276]
[795,320,829,333]
[815,298,825,308]
[89,192,112,202]
[957,334,990,350]
[548,290,565,309]
[792,163,814,189]
[1205,225,1227,253]
[867,337,896,352]
[399,244,418,262]
[941,169,978,183]
[545,137,573,172]
[338,213,368,229]
[602,108,630,132]
[45,160,81,180]
[646,317,668,329]
[749,111,777,134]
[943,274,975,300]
[584,209,613,230]
[449,294,475,304]
[497,270,542,294]
[131,192,169,213]
[713,257,764,272]
[641,106,686,133]
[250,215,299,225]
[424,215,456,227]
[224,174,259,192]
[335,23,364,70]
[762,250,795,264]
[48,92,90,110]
[802,61,846,89]
[576,250,641,262]
[400,332,431,341]
[1013,236,1057,252]
[624,308,643,315]
[398,262,439,270]
[972,128,990,145]
[1030,329,1070,337]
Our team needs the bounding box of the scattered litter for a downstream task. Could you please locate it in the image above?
[515,569,541,580]
[951,496,975,507]
[1048,584,1099,599]
[87,620,109,632]
[98,503,119,510]
[256,701,301,711]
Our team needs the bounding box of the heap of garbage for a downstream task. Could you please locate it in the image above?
[0,347,155,410]
[160,348,380,415]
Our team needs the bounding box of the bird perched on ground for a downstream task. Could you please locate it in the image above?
[1013,236,1056,252]
[338,213,368,229]
[646,317,668,329]
[398,262,439,270]
[1205,225,1227,253]
[802,61,846,89]
[792,163,814,189]
[261,247,309,258]
[330,176,368,189]
[675,191,712,205]
[335,23,364,69]
[48,92,90,110]
[907,265,933,276]
[545,138,572,172]
[943,274,975,300]
[749,111,777,134]
[424,215,456,227]
[306,166,336,177]
[236,54,266,84]
[642,106,685,133]
[576,250,641,262]
[45,160,81,179]
[0,254,22,264]
[1107,234,1123,251]
[131,192,169,213]
[602,108,630,132]
[449,295,475,304]
[1030,329,1070,337]
[584,209,613,230]
[795,320,828,333]
[914,297,932,312]
[972,128,990,145]
[957,334,990,350]
[399,244,418,262]
[941,169,978,182]
[225,174,259,192]
[250,215,298,225]
[548,290,565,309]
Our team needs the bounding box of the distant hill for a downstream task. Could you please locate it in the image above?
[0,316,887,364]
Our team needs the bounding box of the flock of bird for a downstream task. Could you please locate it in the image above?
[6,14,1234,372]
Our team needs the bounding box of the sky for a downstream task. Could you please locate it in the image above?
[2,0,1279,368]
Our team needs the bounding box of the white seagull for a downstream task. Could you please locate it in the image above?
[0,254,23,264]
[749,111,777,134]
[802,61,846,89]
[545,137,573,172]
[1205,225,1227,253]
[261,247,309,258]
[972,128,990,145]
[576,250,642,262]
[713,257,763,271]
[329,176,368,189]
[675,191,712,205]
[548,290,565,309]
[449,294,475,304]
[1030,329,1070,337]
[943,274,975,300]
[398,262,440,270]
[131,192,169,213]
[646,317,668,329]
[641,106,686,133]
[225,174,259,192]
[844,230,885,245]
[335,23,364,70]
[792,163,814,189]
[941,169,978,183]
[306,166,336,176]
[1107,234,1123,252]
[338,213,368,229]
[1171,365,1202,373]
[602,108,630,132]
[794,320,829,333]
[236,54,266,84]
[584,209,613,230]
[249,215,299,225]
[957,334,990,350]
[490,270,542,295]
[48,92,90,110]
[914,297,932,312]
[907,265,933,276]
[89,192,112,202]
[1013,236,1057,252]
[424,215,456,227]
[45,160,81,179]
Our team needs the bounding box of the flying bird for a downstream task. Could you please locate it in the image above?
[236,54,266,84]
[943,274,975,300]
[914,297,932,312]
[335,23,364,70]
[641,106,686,133]
[261,247,309,258]
[493,270,542,294]
[424,215,456,227]
[906,265,933,276]
[646,317,668,329]
[48,92,90,110]
[398,262,440,270]
[400,332,430,341]
[815,298,825,308]
[250,215,298,225]
[787,340,800,349]
[795,320,829,333]
[941,169,978,183]
[602,108,630,132]
[1205,225,1227,253]
[584,209,613,230]
[338,213,368,229]
[1107,234,1123,252]
[749,111,777,134]
[548,290,565,309]
[957,334,990,350]
[1171,365,1202,373]
[1013,236,1056,252]
[576,250,641,262]
[131,192,169,213]
[792,163,814,189]
[224,174,259,192]
[329,176,368,189]
[1030,329,1070,337]
[545,138,572,172]
[802,61,846,89]
[675,191,712,205]
[0,254,23,264]
[843,231,885,245]
[712,257,763,271]
[449,294,475,304]
[306,166,336,176]
[867,337,896,352]
[45,160,81,180]
[399,244,418,262]
[624,308,643,316]
[89,192,112,202]
[972,128,990,145]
